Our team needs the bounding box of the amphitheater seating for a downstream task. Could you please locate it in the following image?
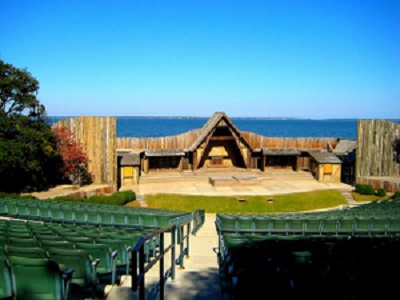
[0,196,194,299]
[216,199,400,298]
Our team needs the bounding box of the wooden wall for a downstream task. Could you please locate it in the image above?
[356,120,400,177]
[241,132,338,150]
[117,128,202,150]
[53,116,117,188]
[117,131,337,151]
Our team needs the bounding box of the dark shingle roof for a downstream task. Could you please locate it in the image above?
[145,149,185,157]
[263,148,301,156]
[333,139,357,155]
[308,151,342,164]
[118,151,141,165]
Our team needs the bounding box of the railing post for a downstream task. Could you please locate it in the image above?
[139,246,145,300]
[160,232,165,300]
[131,249,138,291]
[179,226,185,269]
[186,222,191,258]
[171,227,176,280]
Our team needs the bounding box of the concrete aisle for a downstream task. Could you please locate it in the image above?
[105,214,223,300]
[163,213,223,300]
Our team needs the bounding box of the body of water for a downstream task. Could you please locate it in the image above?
[47,116,400,140]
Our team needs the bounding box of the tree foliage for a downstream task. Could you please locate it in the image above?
[53,126,93,186]
[0,58,62,192]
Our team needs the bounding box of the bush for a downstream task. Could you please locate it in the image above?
[392,192,400,200]
[53,196,84,202]
[87,191,135,206]
[51,190,136,206]
[111,190,136,203]
[87,195,111,204]
[0,192,38,200]
[355,184,375,195]
[376,188,387,197]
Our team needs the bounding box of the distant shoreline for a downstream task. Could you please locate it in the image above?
[47,116,400,121]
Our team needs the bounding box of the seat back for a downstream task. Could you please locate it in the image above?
[0,256,12,299]
[74,243,112,272]
[47,247,92,287]
[95,238,130,274]
[7,236,40,247]
[8,256,64,300]
[113,212,127,226]
[5,245,47,259]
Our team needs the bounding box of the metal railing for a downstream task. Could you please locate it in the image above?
[191,209,205,235]
[131,217,193,300]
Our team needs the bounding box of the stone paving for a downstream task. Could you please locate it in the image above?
[130,178,354,198]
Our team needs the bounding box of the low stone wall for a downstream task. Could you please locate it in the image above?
[209,176,261,187]
[356,177,400,193]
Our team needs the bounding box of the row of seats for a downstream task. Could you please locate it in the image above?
[218,198,400,221]
[216,199,400,236]
[219,232,400,299]
[216,215,400,236]
[0,197,192,228]
[0,197,183,215]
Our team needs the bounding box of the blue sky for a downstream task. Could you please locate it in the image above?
[2,0,399,118]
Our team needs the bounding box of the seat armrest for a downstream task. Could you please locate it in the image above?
[62,268,75,280]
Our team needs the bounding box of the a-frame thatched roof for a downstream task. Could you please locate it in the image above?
[187,112,253,152]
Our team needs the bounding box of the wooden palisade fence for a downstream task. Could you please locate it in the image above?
[356,119,400,177]
[356,120,400,193]
[53,116,118,189]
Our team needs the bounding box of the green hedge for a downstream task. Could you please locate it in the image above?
[376,188,387,197]
[392,192,400,200]
[355,184,375,195]
[0,192,38,200]
[54,190,136,206]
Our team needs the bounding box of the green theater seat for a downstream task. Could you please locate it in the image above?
[7,255,73,300]
[0,256,12,299]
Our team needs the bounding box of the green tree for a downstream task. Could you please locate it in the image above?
[0,58,62,192]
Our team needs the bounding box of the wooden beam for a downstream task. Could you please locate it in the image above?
[178,157,184,172]
[143,157,149,174]
[227,126,248,168]
[193,152,197,171]
[210,136,235,141]
[262,155,266,172]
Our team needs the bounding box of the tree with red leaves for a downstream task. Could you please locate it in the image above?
[53,126,93,186]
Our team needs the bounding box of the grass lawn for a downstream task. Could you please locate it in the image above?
[351,192,392,203]
[125,200,141,207]
[144,189,348,213]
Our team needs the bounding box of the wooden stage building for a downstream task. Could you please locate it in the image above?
[117,112,356,188]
